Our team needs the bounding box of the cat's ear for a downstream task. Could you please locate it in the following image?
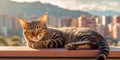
[19,18,28,29]
[40,12,48,25]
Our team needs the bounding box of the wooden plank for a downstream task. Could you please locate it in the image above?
[0,46,119,58]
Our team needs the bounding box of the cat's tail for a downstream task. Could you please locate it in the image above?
[97,39,110,60]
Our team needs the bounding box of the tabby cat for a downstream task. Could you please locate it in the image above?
[19,13,109,60]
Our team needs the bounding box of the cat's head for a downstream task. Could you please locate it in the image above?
[19,13,48,42]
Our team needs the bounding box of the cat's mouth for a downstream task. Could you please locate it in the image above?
[31,36,44,42]
[32,39,40,42]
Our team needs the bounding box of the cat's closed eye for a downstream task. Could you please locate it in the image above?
[30,36,33,38]
[31,32,34,35]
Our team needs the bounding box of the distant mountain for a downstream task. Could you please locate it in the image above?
[88,10,120,16]
[0,0,90,20]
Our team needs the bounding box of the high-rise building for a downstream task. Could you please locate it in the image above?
[78,16,97,30]
[47,15,56,27]
[112,15,120,42]
[96,16,113,37]
[101,16,113,26]
[59,16,72,27]
[113,16,120,24]
[0,14,20,37]
[71,18,78,27]
[112,24,120,40]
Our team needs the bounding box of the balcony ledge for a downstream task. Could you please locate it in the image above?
[0,46,120,58]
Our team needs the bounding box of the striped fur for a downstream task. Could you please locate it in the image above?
[19,13,109,60]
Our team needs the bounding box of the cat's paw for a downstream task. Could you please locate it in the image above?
[32,43,40,49]
[65,44,76,50]
[97,54,106,60]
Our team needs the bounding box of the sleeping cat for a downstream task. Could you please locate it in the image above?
[19,13,109,60]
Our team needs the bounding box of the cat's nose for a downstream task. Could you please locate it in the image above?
[37,35,40,38]
[33,37,37,40]
[35,36,37,39]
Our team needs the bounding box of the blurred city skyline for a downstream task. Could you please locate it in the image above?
[1,14,120,46]
[0,0,120,46]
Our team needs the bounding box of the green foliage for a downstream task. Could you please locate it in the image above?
[0,36,8,46]
[0,35,26,46]
[10,36,21,43]
[10,42,21,46]
[9,36,22,46]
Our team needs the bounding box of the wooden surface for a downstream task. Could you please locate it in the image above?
[0,46,120,58]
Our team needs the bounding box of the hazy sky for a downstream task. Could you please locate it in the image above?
[11,0,120,12]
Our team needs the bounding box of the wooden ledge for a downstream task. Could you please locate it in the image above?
[0,46,120,58]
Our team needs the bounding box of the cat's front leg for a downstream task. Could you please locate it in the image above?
[27,41,43,49]
[27,40,54,49]
[65,41,93,50]
[30,40,55,49]
[32,43,42,49]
